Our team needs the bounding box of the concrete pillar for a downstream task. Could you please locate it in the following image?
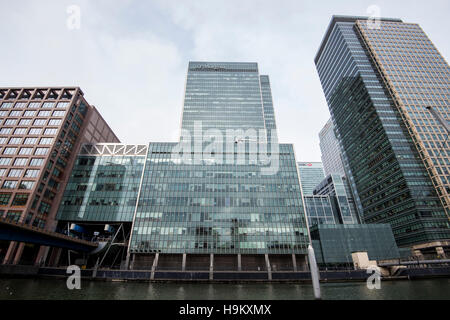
[2,242,18,265]
[292,254,298,272]
[436,246,446,259]
[13,243,25,265]
[265,254,272,280]
[124,252,131,270]
[150,253,159,280]
[48,248,62,267]
[209,253,214,280]
[237,254,242,271]
[35,246,49,266]
[182,253,186,271]
[305,255,309,271]
[129,254,136,270]
[93,257,100,278]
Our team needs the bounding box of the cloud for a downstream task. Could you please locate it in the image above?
[1,0,449,161]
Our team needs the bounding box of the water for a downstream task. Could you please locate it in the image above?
[0,278,449,300]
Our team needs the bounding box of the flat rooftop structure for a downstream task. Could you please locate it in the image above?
[315,15,403,64]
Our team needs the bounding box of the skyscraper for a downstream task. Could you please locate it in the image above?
[315,16,449,251]
[297,162,325,196]
[319,119,345,177]
[0,87,119,265]
[56,62,310,273]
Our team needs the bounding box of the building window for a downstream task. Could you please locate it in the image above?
[29,128,42,135]
[4,119,17,125]
[48,119,62,126]
[23,138,38,145]
[38,110,51,117]
[0,169,6,177]
[29,158,44,167]
[56,102,69,109]
[19,148,33,155]
[39,138,53,145]
[23,110,36,116]
[14,128,27,135]
[53,110,66,117]
[33,119,46,126]
[43,128,58,135]
[2,181,18,189]
[8,169,23,177]
[0,193,11,205]
[13,158,28,166]
[0,158,12,165]
[24,169,40,178]
[9,110,22,116]
[14,102,27,109]
[42,102,55,109]
[0,128,12,134]
[34,148,49,156]
[38,201,51,214]
[19,119,32,125]
[8,138,22,145]
[28,102,41,109]
[6,211,21,222]
[18,181,34,190]
[3,148,17,155]
[11,194,29,207]
[0,102,13,109]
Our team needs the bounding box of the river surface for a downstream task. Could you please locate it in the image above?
[0,278,449,300]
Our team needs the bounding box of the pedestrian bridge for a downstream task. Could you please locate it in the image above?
[0,217,98,253]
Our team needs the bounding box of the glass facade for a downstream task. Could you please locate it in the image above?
[304,195,336,226]
[56,145,146,222]
[319,119,346,176]
[297,162,325,196]
[56,62,310,261]
[314,174,360,224]
[315,16,450,247]
[356,21,449,214]
[129,143,308,255]
[181,62,266,140]
[311,224,400,265]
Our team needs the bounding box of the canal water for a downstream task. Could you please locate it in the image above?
[0,278,449,300]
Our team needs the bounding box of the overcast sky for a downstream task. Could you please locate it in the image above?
[1,0,449,161]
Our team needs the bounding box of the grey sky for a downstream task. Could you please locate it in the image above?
[1,0,449,161]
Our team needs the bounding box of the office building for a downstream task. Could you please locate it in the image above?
[303,195,337,226]
[0,87,119,265]
[319,119,345,176]
[315,16,450,251]
[311,224,400,268]
[297,162,325,196]
[55,62,310,272]
[313,174,360,224]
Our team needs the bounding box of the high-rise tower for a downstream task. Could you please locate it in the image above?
[56,62,310,272]
[319,119,345,177]
[0,87,119,265]
[315,16,449,250]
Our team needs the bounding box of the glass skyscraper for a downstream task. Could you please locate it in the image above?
[315,16,450,250]
[55,62,310,273]
[319,119,345,177]
[297,162,325,196]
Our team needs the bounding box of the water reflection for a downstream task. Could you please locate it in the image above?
[0,278,449,300]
